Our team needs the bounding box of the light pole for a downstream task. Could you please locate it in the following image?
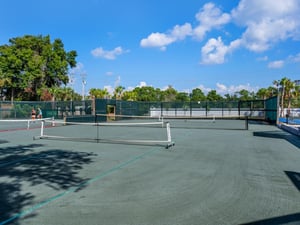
[81,73,87,101]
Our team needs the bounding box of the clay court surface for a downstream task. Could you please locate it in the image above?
[1,120,300,225]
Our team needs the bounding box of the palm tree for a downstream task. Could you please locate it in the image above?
[292,84,300,108]
[101,88,110,99]
[89,88,110,99]
[48,86,61,101]
[273,77,294,117]
[122,90,138,101]
[256,88,268,100]
[113,86,125,100]
[266,86,277,98]
[285,79,295,115]
[236,89,251,101]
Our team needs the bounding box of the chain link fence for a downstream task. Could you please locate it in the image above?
[1,97,286,123]
[0,100,93,119]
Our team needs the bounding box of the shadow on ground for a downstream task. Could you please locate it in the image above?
[253,130,300,149]
[0,143,96,224]
[240,212,300,225]
[285,171,300,192]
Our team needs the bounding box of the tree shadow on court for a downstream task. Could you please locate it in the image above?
[253,130,300,149]
[0,143,97,224]
[0,143,43,155]
[285,171,300,191]
[0,181,34,224]
[240,212,300,225]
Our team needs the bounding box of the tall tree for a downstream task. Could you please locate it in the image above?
[113,85,125,100]
[284,79,296,115]
[236,89,251,101]
[256,88,268,100]
[176,92,190,102]
[89,88,110,99]
[291,84,300,108]
[224,93,238,101]
[266,86,277,98]
[133,86,161,101]
[162,85,177,102]
[206,90,223,101]
[190,88,206,102]
[0,35,77,101]
[273,77,293,117]
[122,90,138,101]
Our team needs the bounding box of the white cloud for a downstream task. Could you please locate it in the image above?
[140,0,300,64]
[137,81,147,87]
[91,46,129,60]
[216,83,228,93]
[121,82,149,91]
[140,3,229,50]
[242,18,297,52]
[171,23,193,40]
[140,23,192,50]
[140,33,175,50]
[268,60,284,69]
[201,37,228,64]
[232,0,300,52]
[196,84,212,94]
[201,37,241,64]
[232,0,300,25]
[200,0,300,63]
[216,83,259,94]
[193,3,231,40]
[193,83,258,95]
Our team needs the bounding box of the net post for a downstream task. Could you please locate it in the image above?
[166,122,171,142]
[41,120,45,136]
[165,122,175,148]
[27,120,30,130]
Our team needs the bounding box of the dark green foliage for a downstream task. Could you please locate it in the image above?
[0,35,77,101]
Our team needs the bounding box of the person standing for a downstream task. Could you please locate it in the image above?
[31,108,36,120]
[37,107,42,119]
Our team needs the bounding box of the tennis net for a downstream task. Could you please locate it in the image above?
[0,118,53,132]
[95,113,162,123]
[34,117,174,148]
[160,115,249,130]
[95,113,248,130]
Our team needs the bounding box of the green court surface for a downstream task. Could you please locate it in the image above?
[0,121,300,225]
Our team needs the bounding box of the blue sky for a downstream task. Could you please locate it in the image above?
[1,0,300,96]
